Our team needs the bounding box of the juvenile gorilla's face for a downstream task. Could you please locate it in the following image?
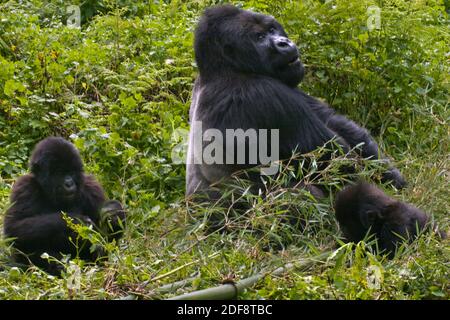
[30,137,84,206]
[39,158,83,203]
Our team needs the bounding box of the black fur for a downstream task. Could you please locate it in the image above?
[334,182,443,257]
[100,200,126,242]
[3,137,125,274]
[186,5,406,198]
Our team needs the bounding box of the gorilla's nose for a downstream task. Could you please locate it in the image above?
[64,177,76,192]
[274,37,297,55]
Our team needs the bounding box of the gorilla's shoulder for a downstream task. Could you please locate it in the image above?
[203,73,288,88]
[200,74,299,105]
[194,76,312,131]
[10,174,41,202]
[81,174,106,208]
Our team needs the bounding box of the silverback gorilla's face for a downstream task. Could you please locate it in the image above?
[239,11,305,87]
[194,5,305,87]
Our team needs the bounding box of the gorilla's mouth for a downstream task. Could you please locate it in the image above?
[278,55,300,70]
[63,192,76,199]
[58,188,77,201]
[287,55,300,65]
[61,193,77,203]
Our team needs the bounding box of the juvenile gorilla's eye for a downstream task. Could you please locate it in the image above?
[256,33,265,41]
[269,27,276,33]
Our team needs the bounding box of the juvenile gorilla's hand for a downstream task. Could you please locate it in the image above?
[69,213,94,227]
[66,213,106,261]
[100,200,126,241]
[382,167,407,189]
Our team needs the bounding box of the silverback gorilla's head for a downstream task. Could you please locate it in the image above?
[194,5,304,87]
[30,137,84,205]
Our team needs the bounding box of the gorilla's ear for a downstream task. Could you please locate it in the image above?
[360,210,379,229]
[30,160,40,173]
[223,44,236,60]
[30,156,48,175]
[360,202,397,228]
[379,203,399,221]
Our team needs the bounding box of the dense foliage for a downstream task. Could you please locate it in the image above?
[0,0,448,299]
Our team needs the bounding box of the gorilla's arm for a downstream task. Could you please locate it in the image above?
[300,92,379,156]
[189,76,350,196]
[328,114,406,188]
[100,200,126,241]
[5,213,87,251]
[80,174,106,222]
[80,175,128,242]
[4,175,95,253]
[302,93,406,188]
[197,77,349,157]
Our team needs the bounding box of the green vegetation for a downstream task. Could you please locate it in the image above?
[0,0,448,299]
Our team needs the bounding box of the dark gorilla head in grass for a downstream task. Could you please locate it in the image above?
[194,5,304,87]
[30,137,84,205]
[334,182,445,257]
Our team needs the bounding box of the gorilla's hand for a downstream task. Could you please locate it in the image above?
[67,214,106,261]
[68,213,95,227]
[100,200,126,241]
[90,244,106,261]
[382,167,407,189]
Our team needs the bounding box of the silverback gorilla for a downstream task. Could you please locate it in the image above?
[186,5,406,197]
[3,137,126,275]
[183,5,434,253]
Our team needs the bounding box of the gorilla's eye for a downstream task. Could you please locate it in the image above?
[269,27,276,34]
[256,33,265,41]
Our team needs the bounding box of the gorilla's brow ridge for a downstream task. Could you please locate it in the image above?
[238,12,275,33]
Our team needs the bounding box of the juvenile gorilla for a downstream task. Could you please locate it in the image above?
[186,5,406,198]
[334,182,444,257]
[3,137,126,274]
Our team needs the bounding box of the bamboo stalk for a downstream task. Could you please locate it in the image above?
[117,276,199,300]
[167,251,331,300]
[150,251,219,282]
[157,276,198,294]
